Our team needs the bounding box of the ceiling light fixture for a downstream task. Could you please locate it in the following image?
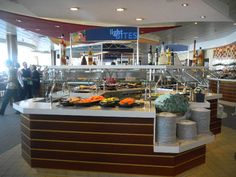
[194,22,198,25]
[55,25,60,28]
[35,28,40,31]
[136,18,144,21]
[181,3,189,7]
[194,36,199,39]
[70,7,79,11]
[116,8,126,12]
[16,19,22,22]
[200,15,206,19]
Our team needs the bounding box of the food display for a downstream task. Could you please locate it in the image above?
[73,85,97,93]
[119,97,135,107]
[99,97,119,107]
[59,95,144,109]
[67,97,81,103]
[59,97,80,106]
[76,95,105,106]
[151,93,162,100]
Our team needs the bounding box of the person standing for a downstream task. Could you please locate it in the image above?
[15,62,24,100]
[0,60,18,116]
[21,62,32,99]
[31,65,40,97]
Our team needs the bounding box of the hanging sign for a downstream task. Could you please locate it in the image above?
[85,27,138,41]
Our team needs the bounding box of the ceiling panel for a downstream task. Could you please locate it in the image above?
[7,0,233,26]
[0,0,235,50]
[142,22,236,46]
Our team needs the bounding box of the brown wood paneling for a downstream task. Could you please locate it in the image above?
[30,159,175,176]
[29,131,153,145]
[22,133,156,155]
[207,99,221,134]
[175,146,205,164]
[221,96,236,101]
[174,155,205,174]
[210,120,221,129]
[22,143,31,156]
[21,116,30,127]
[21,113,209,176]
[28,115,153,124]
[211,127,221,134]
[209,80,236,102]
[22,150,31,166]
[29,121,153,134]
[29,150,175,166]
[21,125,30,137]
[210,109,217,117]
[22,133,31,147]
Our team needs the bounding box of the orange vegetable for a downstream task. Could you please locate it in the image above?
[119,98,135,105]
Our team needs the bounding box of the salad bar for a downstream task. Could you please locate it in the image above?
[13,92,221,176]
[12,66,223,176]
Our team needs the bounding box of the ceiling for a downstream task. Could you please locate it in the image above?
[0,0,235,48]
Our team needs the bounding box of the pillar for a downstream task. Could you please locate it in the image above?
[6,33,18,64]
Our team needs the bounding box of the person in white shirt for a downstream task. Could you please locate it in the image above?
[0,60,18,116]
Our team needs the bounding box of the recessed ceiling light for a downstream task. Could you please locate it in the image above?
[181,3,189,7]
[233,23,236,26]
[116,8,126,12]
[16,19,22,23]
[200,15,206,19]
[136,18,144,21]
[35,28,40,31]
[194,22,198,25]
[55,25,60,28]
[70,7,79,11]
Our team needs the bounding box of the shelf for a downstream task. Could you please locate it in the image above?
[154,133,214,153]
[48,65,207,70]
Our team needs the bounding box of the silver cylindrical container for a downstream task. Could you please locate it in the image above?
[177,120,197,140]
[156,112,177,144]
[190,108,210,134]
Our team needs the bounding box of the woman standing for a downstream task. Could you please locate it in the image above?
[0,60,18,116]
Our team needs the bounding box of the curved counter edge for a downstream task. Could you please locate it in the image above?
[13,98,156,118]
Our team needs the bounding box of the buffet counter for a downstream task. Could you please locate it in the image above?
[209,78,236,103]
[13,98,154,118]
[13,93,221,176]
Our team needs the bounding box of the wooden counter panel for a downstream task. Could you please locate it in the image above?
[28,121,153,135]
[28,115,154,124]
[29,140,155,155]
[21,114,207,176]
[174,146,205,164]
[220,96,236,102]
[211,127,221,134]
[210,109,217,118]
[22,133,157,156]
[219,87,236,92]
[206,99,221,134]
[175,155,205,174]
[30,159,175,176]
[210,120,222,130]
[28,131,153,145]
[209,79,236,102]
[27,150,176,166]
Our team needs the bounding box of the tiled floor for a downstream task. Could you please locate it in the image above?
[0,126,236,177]
[0,104,21,154]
